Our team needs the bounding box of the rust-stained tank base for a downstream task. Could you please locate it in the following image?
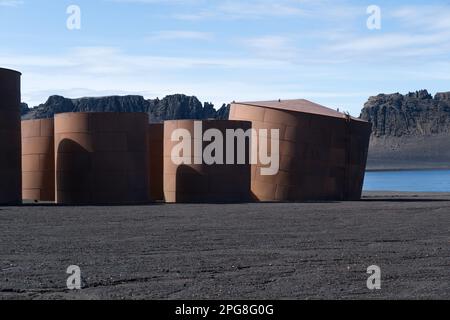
[55,112,150,205]
[22,118,55,201]
[230,99,372,202]
[164,120,252,203]
[0,68,22,205]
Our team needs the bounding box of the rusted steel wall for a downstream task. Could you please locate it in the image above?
[55,112,150,205]
[163,120,252,203]
[230,103,371,201]
[345,120,372,200]
[0,68,22,205]
[148,123,164,201]
[22,118,55,201]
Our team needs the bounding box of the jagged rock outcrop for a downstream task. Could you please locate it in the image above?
[360,90,450,170]
[215,104,231,120]
[20,103,30,116]
[147,95,217,122]
[21,94,228,123]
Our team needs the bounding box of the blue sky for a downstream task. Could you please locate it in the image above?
[1,0,450,115]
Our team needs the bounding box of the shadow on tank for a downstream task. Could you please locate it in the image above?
[56,138,93,205]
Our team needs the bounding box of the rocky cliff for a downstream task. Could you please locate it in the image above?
[21,103,30,116]
[360,90,450,170]
[21,94,230,122]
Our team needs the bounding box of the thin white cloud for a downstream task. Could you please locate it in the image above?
[1,46,291,108]
[243,35,299,60]
[147,30,214,41]
[8,43,447,116]
[231,3,450,63]
[172,0,308,20]
[329,32,450,56]
[0,0,23,7]
[1,46,290,73]
[321,2,450,61]
[172,11,214,21]
[391,5,450,31]
[217,0,305,18]
[106,0,203,5]
[170,0,363,21]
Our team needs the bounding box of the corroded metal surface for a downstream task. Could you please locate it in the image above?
[0,68,22,205]
[149,123,164,201]
[54,112,150,205]
[22,118,55,201]
[163,120,252,203]
[230,100,372,201]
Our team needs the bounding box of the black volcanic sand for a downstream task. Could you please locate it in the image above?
[0,192,449,300]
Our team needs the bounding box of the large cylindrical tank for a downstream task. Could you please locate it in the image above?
[230,101,371,201]
[0,68,22,205]
[163,120,252,203]
[22,118,55,201]
[54,112,150,205]
[148,123,164,201]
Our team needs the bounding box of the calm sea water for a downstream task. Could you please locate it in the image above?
[363,170,450,192]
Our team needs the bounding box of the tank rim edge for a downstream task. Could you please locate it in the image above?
[0,67,22,75]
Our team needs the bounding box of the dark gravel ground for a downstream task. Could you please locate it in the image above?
[0,192,449,300]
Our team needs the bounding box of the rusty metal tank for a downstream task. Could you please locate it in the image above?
[54,112,150,205]
[21,118,55,201]
[230,99,372,201]
[148,123,164,201]
[0,68,22,205]
[163,120,252,203]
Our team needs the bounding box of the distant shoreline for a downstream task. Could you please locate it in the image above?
[364,170,450,193]
[363,191,450,196]
[366,167,450,172]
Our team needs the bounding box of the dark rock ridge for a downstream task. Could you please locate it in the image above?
[20,103,30,116]
[360,90,450,170]
[21,94,230,122]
